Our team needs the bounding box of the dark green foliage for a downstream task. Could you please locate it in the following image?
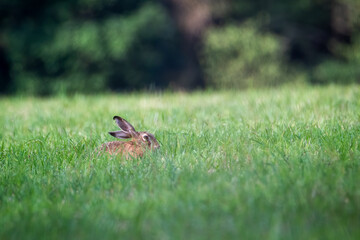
[0,0,360,94]
[226,0,333,63]
[207,0,360,88]
[202,21,289,89]
[313,34,360,84]
[1,0,182,95]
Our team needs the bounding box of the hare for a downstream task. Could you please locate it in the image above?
[99,116,160,158]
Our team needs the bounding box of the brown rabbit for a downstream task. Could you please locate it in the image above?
[99,116,160,158]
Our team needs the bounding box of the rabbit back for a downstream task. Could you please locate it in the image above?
[100,140,145,158]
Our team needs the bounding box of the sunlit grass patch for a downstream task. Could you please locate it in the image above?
[0,85,359,239]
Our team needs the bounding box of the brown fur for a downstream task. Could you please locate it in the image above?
[99,141,148,158]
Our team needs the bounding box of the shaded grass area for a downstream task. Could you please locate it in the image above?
[0,85,359,239]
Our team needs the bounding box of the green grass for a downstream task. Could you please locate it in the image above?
[0,85,359,240]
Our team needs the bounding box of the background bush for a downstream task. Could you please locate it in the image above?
[202,21,288,89]
[313,35,360,84]
[2,1,182,95]
[0,0,360,94]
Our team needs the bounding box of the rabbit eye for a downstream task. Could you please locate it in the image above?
[142,134,150,142]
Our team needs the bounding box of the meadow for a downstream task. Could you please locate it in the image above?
[0,85,359,240]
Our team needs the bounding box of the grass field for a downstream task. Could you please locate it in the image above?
[0,85,359,239]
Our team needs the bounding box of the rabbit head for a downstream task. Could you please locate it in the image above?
[109,116,160,150]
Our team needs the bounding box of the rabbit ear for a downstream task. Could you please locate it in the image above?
[109,131,131,139]
[113,116,136,132]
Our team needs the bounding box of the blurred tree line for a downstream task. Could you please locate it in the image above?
[0,0,359,95]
